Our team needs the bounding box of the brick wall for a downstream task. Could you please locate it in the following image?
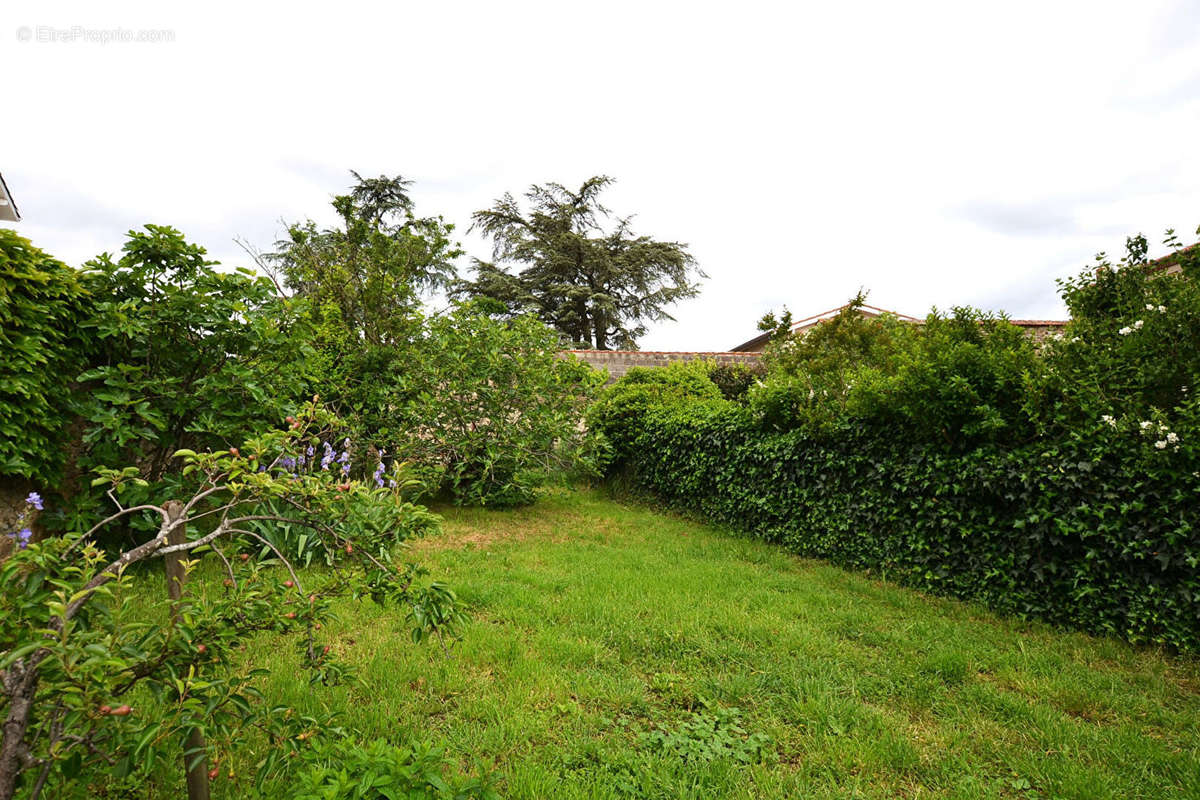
[563,350,761,383]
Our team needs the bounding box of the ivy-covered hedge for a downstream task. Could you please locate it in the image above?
[596,233,1200,652]
[624,404,1200,651]
[0,230,90,484]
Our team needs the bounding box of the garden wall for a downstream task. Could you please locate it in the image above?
[564,350,761,382]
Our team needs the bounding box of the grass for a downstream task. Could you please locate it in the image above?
[228,490,1196,797]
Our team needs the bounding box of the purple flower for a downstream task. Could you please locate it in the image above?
[387,479,397,489]
[373,461,386,488]
[14,528,32,549]
[25,492,43,511]
[306,445,315,458]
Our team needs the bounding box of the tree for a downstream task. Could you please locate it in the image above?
[266,175,601,507]
[77,225,310,488]
[459,176,703,350]
[755,305,794,343]
[266,172,461,348]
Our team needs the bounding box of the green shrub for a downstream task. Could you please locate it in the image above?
[0,231,90,484]
[400,306,606,507]
[70,226,311,525]
[705,362,765,403]
[270,174,599,507]
[843,309,1040,446]
[1037,232,1200,431]
[586,361,725,466]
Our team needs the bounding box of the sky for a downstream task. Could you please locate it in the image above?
[2,0,1198,351]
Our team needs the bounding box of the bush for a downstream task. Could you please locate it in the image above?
[586,361,725,467]
[400,306,606,507]
[270,175,600,507]
[705,362,765,403]
[0,231,90,484]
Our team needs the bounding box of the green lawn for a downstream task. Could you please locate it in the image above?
[240,489,1198,799]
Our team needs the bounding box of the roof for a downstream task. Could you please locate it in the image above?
[731,303,1068,351]
[566,349,758,357]
[1147,243,1198,275]
[0,173,19,222]
[730,303,920,352]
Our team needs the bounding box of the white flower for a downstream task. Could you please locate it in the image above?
[1146,304,1156,311]
[1070,336,1081,343]
[1140,420,1153,430]
[1101,414,1116,427]
[1167,432,1179,444]
[1155,440,1168,449]
[1119,326,1132,335]
[1133,320,1144,329]
[1158,305,1167,313]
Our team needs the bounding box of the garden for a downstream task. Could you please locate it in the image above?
[2,173,1199,798]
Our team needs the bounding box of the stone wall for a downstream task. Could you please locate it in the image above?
[563,349,761,383]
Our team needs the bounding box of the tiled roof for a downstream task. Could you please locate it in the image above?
[731,304,1069,351]
[565,349,758,356]
[731,303,921,351]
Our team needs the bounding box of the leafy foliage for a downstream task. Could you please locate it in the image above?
[586,361,724,470]
[400,305,606,507]
[458,176,704,349]
[290,739,498,800]
[269,175,602,507]
[0,231,90,483]
[1040,231,1200,429]
[267,171,460,349]
[76,224,311,487]
[705,362,765,403]
[638,700,773,766]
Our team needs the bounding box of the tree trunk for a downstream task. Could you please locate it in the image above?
[163,501,210,800]
[0,656,43,800]
[593,313,607,350]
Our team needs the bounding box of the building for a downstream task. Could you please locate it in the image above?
[0,173,20,222]
[730,302,1068,352]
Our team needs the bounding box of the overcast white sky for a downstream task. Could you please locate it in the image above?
[3,1,1198,350]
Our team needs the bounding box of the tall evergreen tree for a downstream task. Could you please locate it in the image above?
[267,171,460,347]
[459,176,703,349]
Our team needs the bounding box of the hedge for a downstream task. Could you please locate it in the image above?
[620,402,1200,652]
